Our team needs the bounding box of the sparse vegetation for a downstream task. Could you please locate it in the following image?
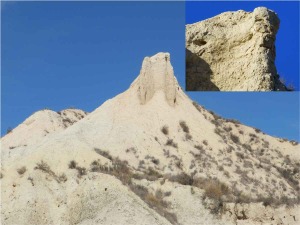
[236,152,244,159]
[35,160,51,173]
[223,126,232,132]
[68,160,77,169]
[179,121,189,133]
[202,140,208,146]
[17,166,27,175]
[194,145,204,151]
[168,172,193,185]
[143,167,163,181]
[192,101,202,112]
[35,160,66,183]
[185,133,192,140]
[58,173,67,182]
[225,118,240,124]
[161,126,169,135]
[151,158,160,165]
[165,139,178,148]
[76,167,87,178]
[94,148,113,160]
[130,184,178,224]
[230,133,240,144]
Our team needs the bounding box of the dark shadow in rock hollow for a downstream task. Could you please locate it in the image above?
[186,49,220,91]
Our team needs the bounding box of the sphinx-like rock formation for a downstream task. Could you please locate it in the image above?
[133,53,178,106]
[186,7,288,91]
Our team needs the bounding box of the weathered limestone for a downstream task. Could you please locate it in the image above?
[186,7,288,91]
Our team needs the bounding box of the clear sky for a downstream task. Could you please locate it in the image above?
[1,2,299,141]
[186,1,300,91]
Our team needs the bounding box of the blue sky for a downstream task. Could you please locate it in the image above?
[1,2,299,141]
[186,1,300,91]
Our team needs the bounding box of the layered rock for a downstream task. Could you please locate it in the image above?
[186,7,288,91]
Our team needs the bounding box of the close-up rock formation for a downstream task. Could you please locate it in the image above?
[186,7,289,91]
[1,53,299,225]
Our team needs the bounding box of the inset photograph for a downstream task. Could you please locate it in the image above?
[186,1,299,91]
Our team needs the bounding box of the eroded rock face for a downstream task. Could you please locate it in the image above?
[186,7,287,91]
[135,53,178,106]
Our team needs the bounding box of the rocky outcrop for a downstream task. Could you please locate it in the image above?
[133,53,178,106]
[186,7,288,91]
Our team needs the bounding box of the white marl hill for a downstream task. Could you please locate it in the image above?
[1,109,88,151]
[1,53,299,225]
[186,7,289,91]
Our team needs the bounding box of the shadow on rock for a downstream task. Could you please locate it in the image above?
[186,49,219,91]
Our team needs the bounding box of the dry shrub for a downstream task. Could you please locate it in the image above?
[193,177,229,200]
[236,152,244,159]
[202,140,208,146]
[223,126,232,132]
[17,166,27,175]
[151,158,160,165]
[192,101,202,112]
[225,118,240,124]
[230,133,240,144]
[143,168,163,181]
[185,133,192,140]
[94,148,113,160]
[254,128,261,133]
[161,126,169,135]
[76,167,87,178]
[179,121,190,133]
[35,160,65,183]
[35,160,51,173]
[58,173,67,182]
[130,184,178,224]
[165,139,178,148]
[168,172,193,185]
[194,145,204,151]
[68,160,77,169]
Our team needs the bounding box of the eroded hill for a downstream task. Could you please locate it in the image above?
[1,53,299,225]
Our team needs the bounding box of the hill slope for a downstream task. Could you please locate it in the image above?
[1,53,299,225]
